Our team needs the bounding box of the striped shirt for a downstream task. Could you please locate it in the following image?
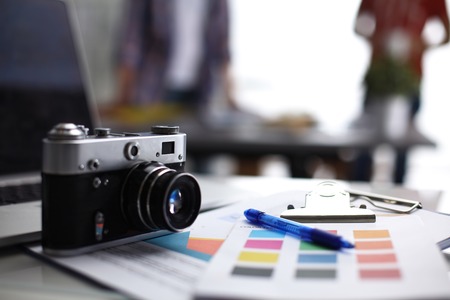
[119,0,231,105]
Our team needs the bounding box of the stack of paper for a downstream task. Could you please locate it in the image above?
[31,189,450,300]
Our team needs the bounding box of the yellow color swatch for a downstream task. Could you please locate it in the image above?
[354,230,390,239]
[238,251,279,263]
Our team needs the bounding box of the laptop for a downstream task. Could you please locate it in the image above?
[0,0,98,247]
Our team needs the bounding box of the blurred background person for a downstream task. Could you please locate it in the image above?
[353,0,450,183]
[115,0,237,120]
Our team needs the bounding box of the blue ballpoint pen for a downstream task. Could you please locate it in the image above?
[244,208,354,250]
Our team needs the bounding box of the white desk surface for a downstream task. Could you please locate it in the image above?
[1,175,449,299]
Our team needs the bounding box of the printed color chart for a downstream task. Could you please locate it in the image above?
[232,229,342,280]
[231,229,401,281]
[196,216,450,299]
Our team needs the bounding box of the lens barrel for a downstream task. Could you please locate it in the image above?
[121,162,201,232]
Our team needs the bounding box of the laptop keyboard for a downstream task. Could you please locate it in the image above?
[0,183,41,205]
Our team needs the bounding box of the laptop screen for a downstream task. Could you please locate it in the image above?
[0,0,95,175]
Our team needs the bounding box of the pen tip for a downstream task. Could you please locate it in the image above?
[342,240,355,249]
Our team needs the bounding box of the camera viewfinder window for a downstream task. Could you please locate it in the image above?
[162,141,175,155]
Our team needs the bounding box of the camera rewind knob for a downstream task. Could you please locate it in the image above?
[48,123,86,140]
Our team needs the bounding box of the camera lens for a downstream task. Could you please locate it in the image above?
[121,162,201,232]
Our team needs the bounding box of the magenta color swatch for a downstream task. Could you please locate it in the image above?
[244,239,283,250]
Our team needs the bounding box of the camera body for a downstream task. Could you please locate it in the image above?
[42,123,201,256]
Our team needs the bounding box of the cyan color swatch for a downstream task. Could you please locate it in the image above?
[249,230,285,239]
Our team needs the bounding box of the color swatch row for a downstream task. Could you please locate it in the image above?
[353,229,401,280]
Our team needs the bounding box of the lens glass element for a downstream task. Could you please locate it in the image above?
[169,188,183,214]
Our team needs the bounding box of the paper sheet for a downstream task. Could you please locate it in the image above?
[29,189,450,300]
[195,215,450,299]
[32,242,205,300]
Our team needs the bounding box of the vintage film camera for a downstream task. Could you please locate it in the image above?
[42,123,201,256]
